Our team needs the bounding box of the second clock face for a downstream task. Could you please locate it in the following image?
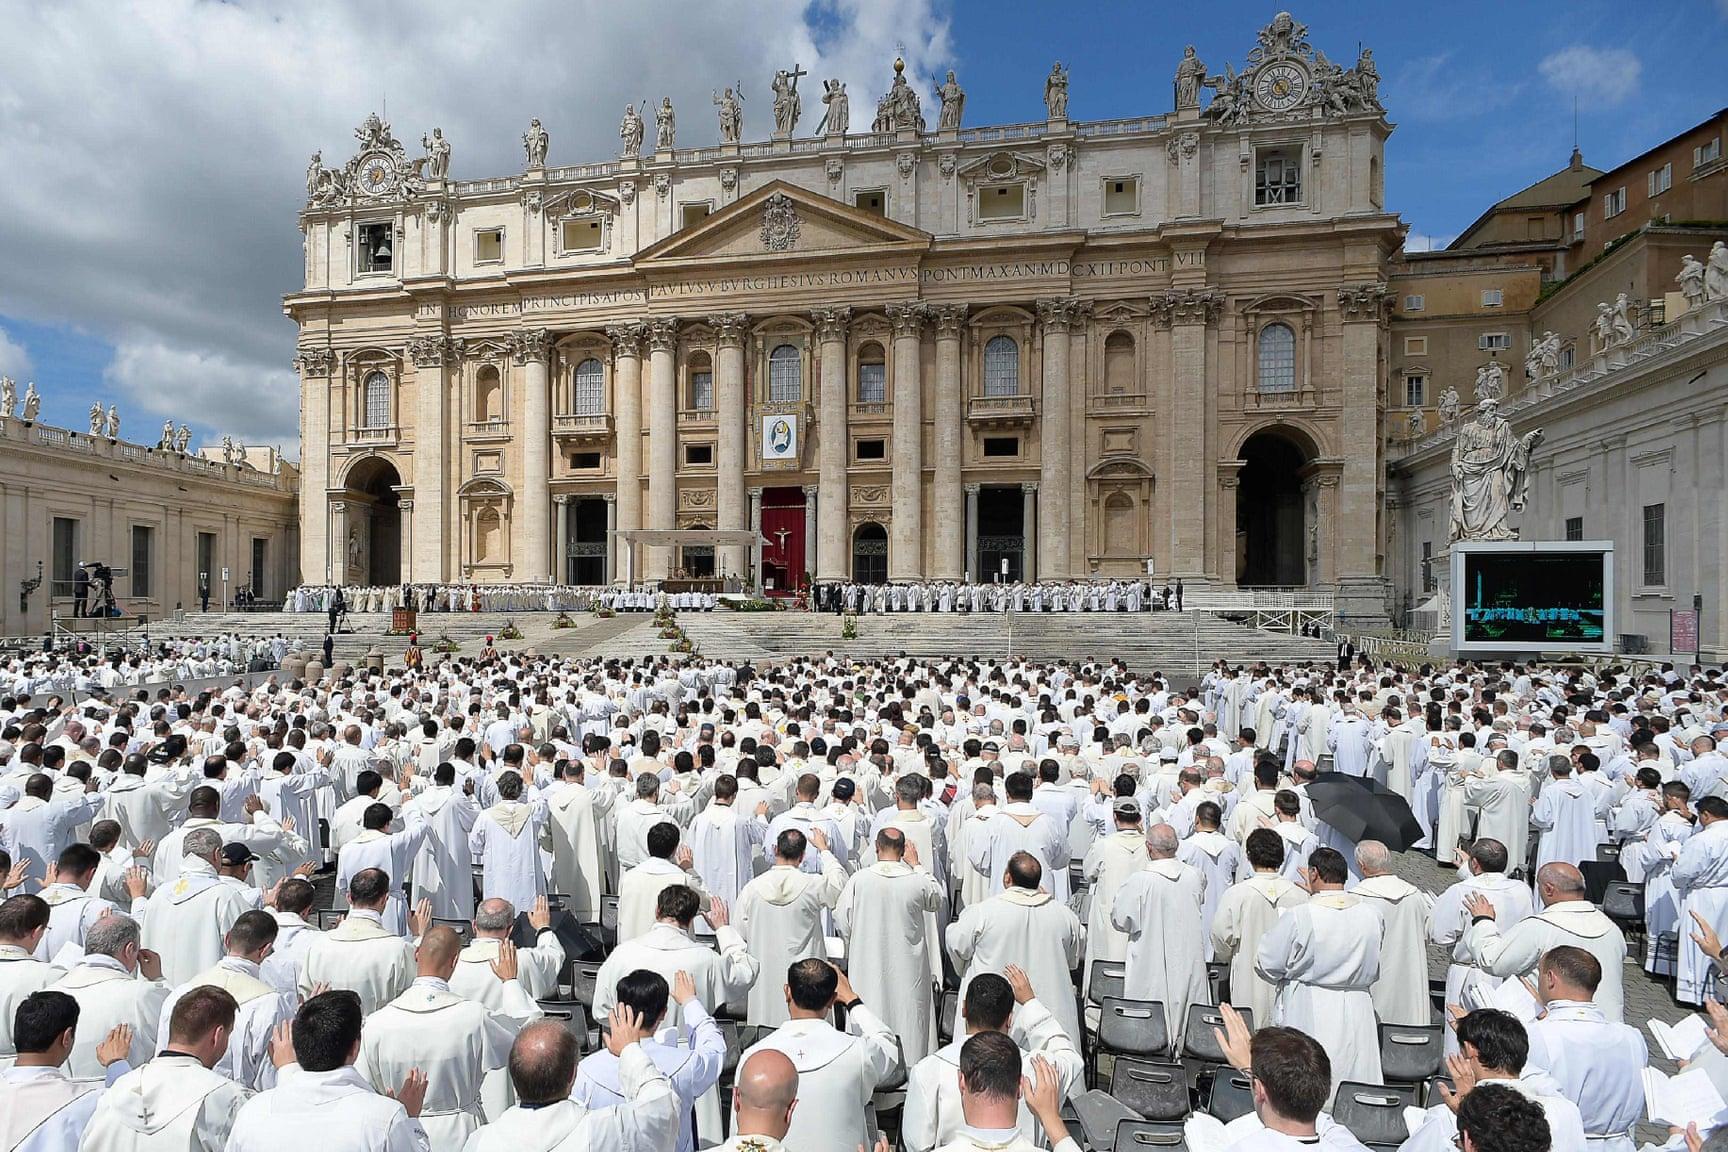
[358,156,394,196]
[1255,62,1308,111]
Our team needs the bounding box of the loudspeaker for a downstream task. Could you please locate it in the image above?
[512,907,604,960]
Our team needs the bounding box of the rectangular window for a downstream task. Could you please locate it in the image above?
[1572,211,1585,240]
[1603,187,1626,218]
[356,221,393,274]
[1560,345,1575,370]
[1696,137,1723,167]
[1404,374,1426,408]
[196,532,217,598]
[1643,503,1666,586]
[1403,336,1428,356]
[1421,541,1435,593]
[680,202,711,229]
[1102,177,1139,216]
[977,183,1026,220]
[1402,294,1425,312]
[982,437,1020,458]
[690,370,714,411]
[1565,516,1584,542]
[570,451,601,470]
[473,228,503,263]
[854,438,886,462]
[1478,332,1509,351]
[1254,147,1302,205]
[854,190,885,215]
[131,525,153,598]
[1649,163,1672,196]
[1481,288,1503,307]
[560,217,603,253]
[857,361,886,405]
[251,538,267,598]
[684,444,713,466]
[52,517,78,597]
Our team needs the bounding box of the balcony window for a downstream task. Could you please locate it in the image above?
[571,358,604,415]
[362,370,391,428]
[1254,147,1302,206]
[857,343,886,404]
[1256,323,1296,393]
[983,335,1019,397]
[768,344,801,403]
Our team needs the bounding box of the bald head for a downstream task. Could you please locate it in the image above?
[734,1049,799,1139]
[416,925,463,977]
[1354,840,1392,877]
[1146,823,1180,858]
[1536,862,1585,903]
[508,1020,579,1106]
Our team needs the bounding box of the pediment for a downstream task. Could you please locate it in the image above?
[634,181,931,267]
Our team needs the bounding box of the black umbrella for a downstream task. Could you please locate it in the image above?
[1304,771,1425,852]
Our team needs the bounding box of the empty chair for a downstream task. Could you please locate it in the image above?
[1108,1057,1191,1121]
[1207,1071,1255,1123]
[1181,1004,1250,1065]
[1205,963,1228,1006]
[1073,1088,1143,1150]
[1331,1082,1418,1147]
[571,960,605,1009]
[316,909,346,930]
[599,894,620,948]
[534,999,588,1055]
[939,989,959,1044]
[1378,1023,1444,1085]
[1088,960,1127,1005]
[1113,1120,1189,1152]
[1094,998,1172,1085]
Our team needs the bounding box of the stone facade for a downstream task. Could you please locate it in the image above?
[286,15,1401,621]
[0,412,299,634]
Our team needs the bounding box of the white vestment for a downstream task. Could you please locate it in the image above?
[461,1044,679,1152]
[947,888,1085,1043]
[545,783,605,921]
[1526,1001,1648,1152]
[1080,830,1148,991]
[137,859,256,987]
[739,1005,901,1152]
[469,802,548,914]
[1351,874,1433,1026]
[1464,771,1531,870]
[966,804,1072,903]
[0,945,66,1063]
[51,955,167,1077]
[1532,778,1598,870]
[299,909,417,1014]
[1672,820,1728,1002]
[1111,858,1209,1042]
[1255,893,1384,1096]
[405,786,479,922]
[225,1065,430,1152]
[835,861,944,1066]
[80,1051,251,1152]
[735,852,847,1027]
[1428,870,1533,1055]
[159,956,294,1089]
[617,858,707,945]
[592,923,759,1023]
[1209,874,1307,1026]
[1464,900,1627,1022]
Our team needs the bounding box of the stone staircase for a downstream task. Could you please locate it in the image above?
[140,611,533,661]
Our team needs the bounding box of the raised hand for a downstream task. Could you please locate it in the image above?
[137,949,163,981]
[269,1020,296,1068]
[673,970,697,1005]
[124,867,150,901]
[292,861,317,878]
[1462,892,1496,921]
[1437,1051,1478,1112]
[1004,964,1035,1005]
[706,897,729,930]
[96,1023,134,1067]
[1211,1003,1253,1073]
[244,794,265,816]
[530,895,552,931]
[1691,911,1724,964]
[2,859,30,892]
[391,1068,429,1118]
[903,839,921,869]
[408,898,433,938]
[808,827,830,854]
[1018,1054,1064,1125]
[676,844,694,871]
[831,961,857,1007]
[607,1004,649,1055]
[133,839,157,860]
[491,939,519,983]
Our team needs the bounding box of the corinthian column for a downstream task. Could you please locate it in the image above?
[886,302,926,580]
[407,333,462,582]
[811,306,851,581]
[1035,299,1074,578]
[646,317,680,578]
[511,327,553,583]
[1156,288,1222,577]
[293,348,334,585]
[607,323,645,583]
[930,304,968,579]
[710,312,750,578]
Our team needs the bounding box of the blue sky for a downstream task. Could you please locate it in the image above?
[0,0,1721,450]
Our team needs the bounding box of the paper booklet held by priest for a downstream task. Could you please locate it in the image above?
[1650,1014,1714,1063]
[1643,1066,1728,1129]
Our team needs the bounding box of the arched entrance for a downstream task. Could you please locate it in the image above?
[760,486,807,593]
[1236,430,1309,587]
[343,457,402,586]
[851,522,887,584]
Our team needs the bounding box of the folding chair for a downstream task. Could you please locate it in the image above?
[599,894,620,950]
[1108,1057,1191,1121]
[1180,1004,1249,1095]
[535,999,589,1055]
[1112,1120,1189,1152]
[1331,1082,1418,1147]
[1087,960,1127,1005]
[939,989,959,1044]
[1205,963,1228,1007]
[571,960,605,1009]
[1600,881,1646,952]
[431,917,474,946]
[1093,998,1171,1087]
[1206,1071,1255,1122]
[1422,1076,1455,1109]
[315,908,346,930]
[1073,1089,1142,1151]
[1378,1023,1444,1085]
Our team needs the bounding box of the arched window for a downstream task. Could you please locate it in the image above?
[1103,492,1135,556]
[571,357,604,415]
[1103,331,1135,395]
[1257,322,1296,394]
[362,370,391,428]
[856,342,886,405]
[983,335,1019,397]
[768,344,801,403]
[474,364,502,422]
[687,351,713,410]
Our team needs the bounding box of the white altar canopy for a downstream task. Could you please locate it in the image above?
[614,529,767,592]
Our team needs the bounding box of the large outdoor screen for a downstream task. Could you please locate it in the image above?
[1450,541,1614,654]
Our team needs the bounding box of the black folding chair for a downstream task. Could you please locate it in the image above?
[315,909,346,930]
[1108,1057,1191,1121]
[1094,998,1171,1087]
[1088,960,1127,1006]
[1113,1120,1189,1152]
[1205,962,1228,1007]
[599,894,620,950]
[1422,1076,1455,1109]
[571,960,605,1009]
[1073,1088,1142,1151]
[1601,881,1646,951]
[535,999,589,1055]
[1331,1082,1418,1147]
[939,989,959,1044]
[1207,1071,1255,1122]
[1181,1004,1249,1065]
[1378,1023,1444,1085]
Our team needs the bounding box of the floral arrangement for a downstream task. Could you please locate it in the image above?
[430,633,460,654]
[497,622,524,641]
[593,605,615,619]
[840,613,859,640]
[552,612,577,629]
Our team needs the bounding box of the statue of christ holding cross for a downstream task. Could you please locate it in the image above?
[772,64,806,135]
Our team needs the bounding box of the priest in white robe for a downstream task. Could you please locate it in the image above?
[1428,839,1533,1055]
[687,774,766,909]
[592,887,759,1023]
[51,913,167,1077]
[358,926,538,1152]
[403,764,479,922]
[735,827,846,1027]
[618,822,709,944]
[299,868,420,1014]
[1255,846,1383,1096]
[1531,755,1597,871]
[1463,861,1628,1022]
[1670,795,1728,1003]
[1080,796,1149,994]
[336,802,432,936]
[1351,840,1433,1026]
[1463,752,1531,872]
[0,989,133,1152]
[155,909,294,1089]
[468,772,548,914]
[947,851,1085,1043]
[835,827,944,1066]
[543,760,605,921]
[450,897,565,1005]
[80,984,252,1152]
[1111,824,1209,1043]
[138,829,256,987]
[738,958,899,1152]
[1177,801,1239,961]
[1524,945,1647,1152]
[966,772,1072,904]
[1327,710,1375,779]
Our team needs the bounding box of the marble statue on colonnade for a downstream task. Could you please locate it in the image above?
[1448,398,1543,543]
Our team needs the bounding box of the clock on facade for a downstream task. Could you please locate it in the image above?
[357,155,395,197]
[1253,61,1308,112]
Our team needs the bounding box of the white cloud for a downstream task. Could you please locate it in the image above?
[0,325,30,381]
[1538,45,1642,105]
[0,0,951,442]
